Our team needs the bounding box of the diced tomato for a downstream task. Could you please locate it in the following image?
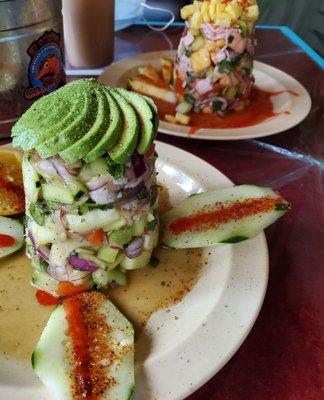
[36,290,59,306]
[86,229,105,245]
[144,144,156,161]
[56,282,87,298]
[0,234,15,248]
[212,82,223,92]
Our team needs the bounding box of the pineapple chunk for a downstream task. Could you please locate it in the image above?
[245,5,259,22]
[181,4,195,20]
[201,1,210,22]
[128,77,177,104]
[190,11,203,30]
[175,112,191,125]
[209,2,217,20]
[165,114,177,124]
[191,47,211,74]
[161,59,174,85]
[216,4,226,13]
[189,27,201,37]
[225,1,242,21]
[138,65,161,83]
[215,12,232,28]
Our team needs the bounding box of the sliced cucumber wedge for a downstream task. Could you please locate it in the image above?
[0,216,24,258]
[162,185,291,248]
[33,292,134,400]
[120,250,152,270]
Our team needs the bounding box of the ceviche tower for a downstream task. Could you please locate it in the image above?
[12,79,159,296]
[175,0,259,114]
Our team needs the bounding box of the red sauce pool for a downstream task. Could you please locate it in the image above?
[170,196,282,235]
[152,86,297,135]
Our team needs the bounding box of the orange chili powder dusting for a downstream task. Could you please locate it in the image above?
[170,196,280,235]
[64,292,117,400]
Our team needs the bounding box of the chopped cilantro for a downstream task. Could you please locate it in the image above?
[106,156,125,180]
[212,101,223,111]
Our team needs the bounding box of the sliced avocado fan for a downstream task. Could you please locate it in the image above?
[116,88,157,154]
[59,87,110,163]
[107,89,139,164]
[83,87,122,163]
[11,78,159,166]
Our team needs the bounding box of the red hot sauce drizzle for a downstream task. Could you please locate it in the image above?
[64,292,117,400]
[170,196,283,235]
[150,86,299,135]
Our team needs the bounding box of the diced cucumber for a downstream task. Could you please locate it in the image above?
[162,185,291,248]
[42,180,74,205]
[103,217,127,232]
[33,292,134,400]
[97,245,119,263]
[29,202,48,226]
[143,232,154,251]
[76,247,96,256]
[31,269,58,296]
[131,215,146,236]
[120,250,152,270]
[90,158,109,175]
[49,240,81,268]
[93,268,127,288]
[29,219,67,245]
[33,257,48,272]
[104,252,125,271]
[65,209,121,234]
[65,179,88,199]
[110,226,132,248]
[22,154,40,203]
[0,216,24,258]
[176,101,193,115]
[78,163,93,182]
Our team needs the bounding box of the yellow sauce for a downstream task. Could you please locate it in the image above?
[0,186,204,363]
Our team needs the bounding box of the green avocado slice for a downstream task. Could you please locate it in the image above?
[59,88,110,164]
[12,83,87,150]
[35,81,100,159]
[141,94,159,135]
[115,88,157,154]
[83,88,122,163]
[107,89,139,164]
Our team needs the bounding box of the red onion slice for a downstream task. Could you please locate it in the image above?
[125,237,144,259]
[35,159,59,178]
[86,175,113,191]
[68,256,98,272]
[90,185,117,205]
[195,79,213,95]
[37,246,50,262]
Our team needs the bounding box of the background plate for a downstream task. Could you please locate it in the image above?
[0,142,268,400]
[99,50,311,140]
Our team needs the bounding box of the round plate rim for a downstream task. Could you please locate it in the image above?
[99,50,311,141]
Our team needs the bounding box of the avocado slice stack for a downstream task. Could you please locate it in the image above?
[12,78,158,164]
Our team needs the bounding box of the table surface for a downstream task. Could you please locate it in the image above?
[2,25,324,400]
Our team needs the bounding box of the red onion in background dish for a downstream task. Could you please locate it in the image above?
[125,237,144,259]
[195,79,213,95]
[68,256,98,272]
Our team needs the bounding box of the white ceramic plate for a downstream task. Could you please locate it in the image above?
[99,50,311,140]
[0,142,268,400]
